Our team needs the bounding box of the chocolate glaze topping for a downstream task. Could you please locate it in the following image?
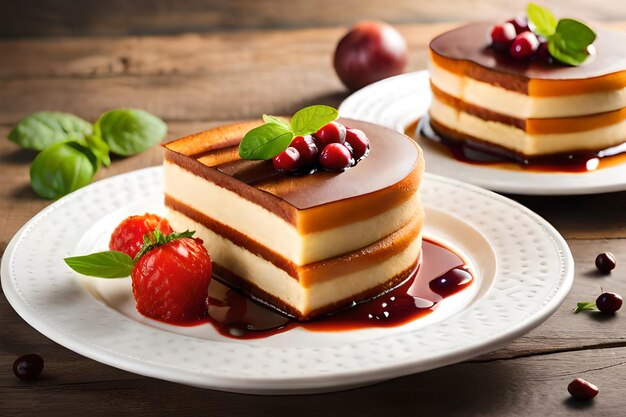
[430,22,626,80]
[164,118,421,211]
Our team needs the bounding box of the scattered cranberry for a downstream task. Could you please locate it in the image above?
[596,292,622,314]
[272,147,301,172]
[334,21,407,91]
[490,22,517,49]
[319,143,352,171]
[536,40,550,61]
[314,122,347,148]
[13,354,44,380]
[507,16,530,34]
[568,378,599,401]
[345,128,370,160]
[509,31,540,59]
[290,135,318,165]
[595,252,616,273]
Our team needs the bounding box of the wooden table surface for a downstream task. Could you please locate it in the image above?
[1,21,626,417]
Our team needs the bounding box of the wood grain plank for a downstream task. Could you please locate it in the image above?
[0,25,447,79]
[2,0,625,38]
[1,340,625,416]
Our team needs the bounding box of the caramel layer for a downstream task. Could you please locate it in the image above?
[163,118,424,234]
[431,82,626,134]
[213,261,419,321]
[431,81,525,130]
[430,22,626,97]
[165,196,424,287]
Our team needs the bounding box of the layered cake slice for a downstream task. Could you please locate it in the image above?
[163,118,424,320]
[427,16,626,160]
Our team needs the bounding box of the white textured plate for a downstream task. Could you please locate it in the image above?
[339,70,626,195]
[2,167,573,394]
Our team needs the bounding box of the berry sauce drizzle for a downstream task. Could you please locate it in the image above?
[169,239,474,340]
[413,116,626,173]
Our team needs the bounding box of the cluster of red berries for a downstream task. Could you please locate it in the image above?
[272,121,370,173]
[490,16,548,60]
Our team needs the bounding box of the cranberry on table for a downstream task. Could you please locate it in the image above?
[314,122,347,148]
[596,292,622,314]
[334,21,407,91]
[490,22,517,49]
[319,143,353,171]
[289,135,318,165]
[568,378,599,400]
[272,147,301,172]
[509,31,540,59]
[345,128,370,160]
[13,354,44,380]
[595,252,616,273]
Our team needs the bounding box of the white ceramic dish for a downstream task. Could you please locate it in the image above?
[339,70,626,195]
[2,167,573,394]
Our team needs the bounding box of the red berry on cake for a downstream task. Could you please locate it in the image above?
[109,214,173,259]
[132,236,212,322]
[490,22,517,49]
[509,31,540,59]
[507,16,530,34]
[345,128,370,160]
[272,147,302,172]
[314,122,347,148]
[290,135,318,165]
[319,143,353,171]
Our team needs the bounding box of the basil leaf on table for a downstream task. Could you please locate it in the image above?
[8,112,92,151]
[29,141,97,199]
[238,123,294,160]
[83,134,111,167]
[290,105,338,136]
[64,251,135,278]
[94,109,167,156]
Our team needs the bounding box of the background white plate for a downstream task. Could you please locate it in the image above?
[339,70,626,195]
[2,167,573,394]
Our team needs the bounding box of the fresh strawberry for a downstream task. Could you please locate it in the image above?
[109,213,173,259]
[65,226,212,323]
[131,232,212,322]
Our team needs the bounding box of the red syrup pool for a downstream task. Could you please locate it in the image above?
[411,116,626,173]
[156,239,474,340]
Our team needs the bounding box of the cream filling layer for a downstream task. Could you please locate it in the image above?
[166,209,422,315]
[429,60,626,118]
[430,97,626,155]
[164,161,421,266]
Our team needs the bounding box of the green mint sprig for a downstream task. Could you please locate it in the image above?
[527,3,596,66]
[9,108,167,200]
[64,229,195,278]
[573,301,597,314]
[238,105,338,160]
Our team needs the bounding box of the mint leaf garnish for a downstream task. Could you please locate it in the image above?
[238,123,294,160]
[527,3,557,38]
[290,105,338,136]
[64,251,134,278]
[239,105,339,161]
[527,4,596,66]
[134,229,195,261]
[262,114,291,130]
[574,301,597,314]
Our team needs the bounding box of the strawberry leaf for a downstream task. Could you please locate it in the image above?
[133,229,195,261]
